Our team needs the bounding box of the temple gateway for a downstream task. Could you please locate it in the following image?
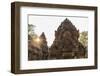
[28,18,87,60]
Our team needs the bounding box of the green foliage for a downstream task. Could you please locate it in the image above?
[28,24,37,40]
[28,24,35,35]
[79,31,88,47]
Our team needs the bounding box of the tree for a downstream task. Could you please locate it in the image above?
[79,31,88,47]
[28,24,35,35]
[28,24,37,40]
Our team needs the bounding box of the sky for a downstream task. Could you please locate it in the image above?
[29,15,88,47]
